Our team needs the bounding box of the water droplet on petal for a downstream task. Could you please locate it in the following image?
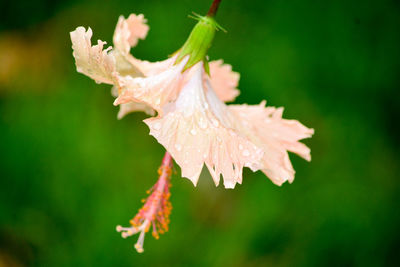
[153,122,161,130]
[242,150,250,157]
[239,144,243,150]
[190,129,197,135]
[212,119,219,127]
[175,144,182,151]
[198,118,207,129]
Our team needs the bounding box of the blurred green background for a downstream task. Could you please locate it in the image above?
[1,0,399,266]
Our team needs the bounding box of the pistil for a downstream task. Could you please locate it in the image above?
[116,152,173,253]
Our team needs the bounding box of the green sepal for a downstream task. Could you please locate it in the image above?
[175,15,223,72]
[203,59,210,75]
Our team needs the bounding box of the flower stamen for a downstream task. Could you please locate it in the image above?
[116,152,173,253]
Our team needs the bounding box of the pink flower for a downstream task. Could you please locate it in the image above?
[70,13,314,189]
[70,4,314,253]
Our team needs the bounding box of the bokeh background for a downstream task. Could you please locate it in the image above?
[1,0,399,266]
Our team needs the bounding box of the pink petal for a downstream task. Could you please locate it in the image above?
[70,27,116,84]
[113,56,188,114]
[117,102,155,119]
[111,86,154,118]
[208,60,240,102]
[229,101,314,185]
[113,14,149,54]
[144,63,263,188]
[128,57,177,77]
[111,14,170,79]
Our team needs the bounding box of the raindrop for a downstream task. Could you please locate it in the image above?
[153,123,161,130]
[212,119,219,127]
[175,144,182,151]
[198,118,207,129]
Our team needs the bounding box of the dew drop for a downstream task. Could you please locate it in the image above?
[190,129,197,135]
[153,122,161,130]
[198,118,207,129]
[242,150,250,157]
[239,144,243,150]
[175,144,182,151]
[212,119,219,127]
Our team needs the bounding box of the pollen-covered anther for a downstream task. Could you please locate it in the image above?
[116,152,173,253]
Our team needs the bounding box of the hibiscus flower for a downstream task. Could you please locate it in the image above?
[70,0,313,253]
